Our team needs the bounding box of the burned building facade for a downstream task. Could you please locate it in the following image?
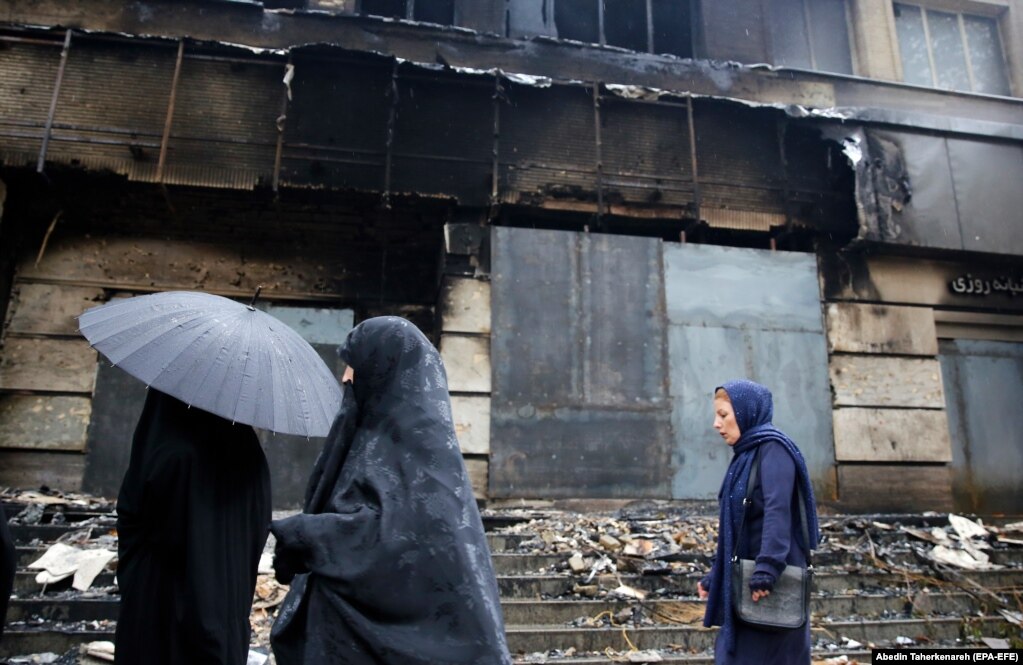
[0,0,1020,513]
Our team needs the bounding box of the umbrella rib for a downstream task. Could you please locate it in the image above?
[297,335,339,429]
[80,294,214,337]
[157,310,246,400]
[185,310,250,419]
[85,309,215,364]
[109,316,226,376]
[268,323,304,435]
[78,293,199,328]
[227,313,259,428]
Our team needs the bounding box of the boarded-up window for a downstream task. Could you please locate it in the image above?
[894,4,1010,95]
[765,0,853,74]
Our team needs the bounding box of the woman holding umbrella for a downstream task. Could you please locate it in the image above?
[115,389,271,665]
[270,316,512,665]
[78,290,346,665]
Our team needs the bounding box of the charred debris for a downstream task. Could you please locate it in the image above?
[2,490,1022,663]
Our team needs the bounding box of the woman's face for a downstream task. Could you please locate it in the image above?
[713,394,741,446]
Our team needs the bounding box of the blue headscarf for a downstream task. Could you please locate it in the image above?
[702,379,819,652]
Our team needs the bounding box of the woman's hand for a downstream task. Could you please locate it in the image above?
[749,570,775,602]
[697,580,709,600]
[273,541,308,585]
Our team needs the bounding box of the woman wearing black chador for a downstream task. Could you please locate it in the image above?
[270,316,512,665]
[115,390,271,665]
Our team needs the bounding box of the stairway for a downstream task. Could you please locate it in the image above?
[2,501,1021,663]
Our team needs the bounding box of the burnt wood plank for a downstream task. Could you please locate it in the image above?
[465,456,487,500]
[440,277,491,335]
[826,302,938,356]
[830,355,945,408]
[440,334,491,393]
[0,338,96,393]
[0,395,91,452]
[0,450,85,492]
[838,464,953,513]
[7,283,105,336]
[451,395,490,455]
[833,408,952,463]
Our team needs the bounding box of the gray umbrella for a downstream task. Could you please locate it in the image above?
[78,291,342,437]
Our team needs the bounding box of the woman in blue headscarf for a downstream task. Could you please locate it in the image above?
[697,379,819,665]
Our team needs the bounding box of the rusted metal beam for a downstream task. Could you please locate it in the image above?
[685,94,701,224]
[382,59,400,208]
[0,34,65,47]
[273,57,294,193]
[775,117,793,249]
[592,83,604,230]
[156,39,185,184]
[184,53,282,67]
[36,29,72,174]
[646,0,654,54]
[490,75,501,205]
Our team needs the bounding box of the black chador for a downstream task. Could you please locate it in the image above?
[271,317,512,665]
[115,390,271,665]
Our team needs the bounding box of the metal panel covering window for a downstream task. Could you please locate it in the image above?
[490,226,672,498]
[663,244,834,499]
[893,4,1011,96]
[939,339,1023,513]
[765,0,854,74]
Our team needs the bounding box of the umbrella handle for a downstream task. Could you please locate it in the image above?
[247,285,263,311]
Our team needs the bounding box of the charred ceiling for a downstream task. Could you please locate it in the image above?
[0,168,448,308]
[0,29,857,242]
[0,0,1020,140]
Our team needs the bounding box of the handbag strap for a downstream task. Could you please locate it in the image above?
[730,447,814,569]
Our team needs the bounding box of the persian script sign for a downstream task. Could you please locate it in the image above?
[949,274,1023,297]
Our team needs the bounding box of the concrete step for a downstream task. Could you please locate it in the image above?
[489,548,1023,572]
[6,590,988,626]
[509,653,875,665]
[4,615,1009,661]
[22,566,1015,599]
[0,627,114,659]
[499,592,982,625]
[13,572,116,595]
[14,540,1023,574]
[503,616,1011,654]
[494,568,1023,598]
[8,523,114,545]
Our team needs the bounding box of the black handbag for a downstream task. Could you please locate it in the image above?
[730,448,813,631]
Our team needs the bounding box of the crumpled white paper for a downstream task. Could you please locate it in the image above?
[28,542,117,590]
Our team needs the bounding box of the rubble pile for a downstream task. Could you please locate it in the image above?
[2,491,1021,664]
